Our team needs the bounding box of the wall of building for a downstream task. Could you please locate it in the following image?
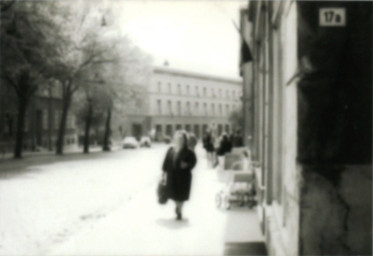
[300,165,372,255]
[265,1,300,256]
[149,69,242,118]
[296,1,372,255]
[129,67,243,139]
[244,1,372,255]
[0,82,78,152]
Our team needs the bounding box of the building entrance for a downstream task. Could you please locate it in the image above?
[132,123,142,140]
[194,125,200,138]
[166,125,173,136]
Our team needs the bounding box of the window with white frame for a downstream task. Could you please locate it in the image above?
[157,99,162,115]
[167,100,172,115]
[195,102,199,115]
[177,101,181,115]
[186,101,190,115]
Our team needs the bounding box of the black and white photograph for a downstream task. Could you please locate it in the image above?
[0,0,372,255]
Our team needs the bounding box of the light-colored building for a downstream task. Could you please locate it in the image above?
[127,66,242,140]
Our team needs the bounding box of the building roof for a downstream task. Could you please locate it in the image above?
[152,66,242,85]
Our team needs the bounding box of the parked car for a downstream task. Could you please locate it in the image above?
[140,136,152,147]
[122,137,139,149]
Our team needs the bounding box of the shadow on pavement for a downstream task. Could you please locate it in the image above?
[224,241,267,256]
[156,218,190,229]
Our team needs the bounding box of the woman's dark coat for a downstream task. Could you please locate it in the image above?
[162,146,197,201]
[202,133,214,153]
[217,136,232,156]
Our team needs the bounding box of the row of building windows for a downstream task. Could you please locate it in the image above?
[154,123,232,138]
[156,99,240,116]
[156,81,241,100]
[21,110,75,132]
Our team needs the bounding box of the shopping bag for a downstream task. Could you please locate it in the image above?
[157,179,168,204]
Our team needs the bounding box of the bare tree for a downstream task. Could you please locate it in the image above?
[48,2,120,155]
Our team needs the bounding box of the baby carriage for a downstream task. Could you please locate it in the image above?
[215,161,257,210]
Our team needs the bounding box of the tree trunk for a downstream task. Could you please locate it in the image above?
[56,93,71,155]
[102,107,112,152]
[83,102,93,154]
[14,98,28,159]
[47,85,53,151]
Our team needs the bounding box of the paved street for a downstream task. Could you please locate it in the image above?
[0,144,264,255]
[0,145,167,255]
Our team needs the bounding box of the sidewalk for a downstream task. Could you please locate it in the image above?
[49,148,266,256]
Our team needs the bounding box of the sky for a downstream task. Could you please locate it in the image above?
[107,0,247,80]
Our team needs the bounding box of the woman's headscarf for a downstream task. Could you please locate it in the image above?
[173,130,188,152]
[187,133,197,151]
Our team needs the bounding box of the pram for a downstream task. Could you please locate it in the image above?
[215,161,257,210]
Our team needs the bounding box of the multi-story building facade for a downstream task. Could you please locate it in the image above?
[240,1,372,256]
[0,81,78,153]
[128,66,242,140]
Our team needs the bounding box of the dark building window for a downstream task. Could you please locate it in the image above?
[157,99,162,115]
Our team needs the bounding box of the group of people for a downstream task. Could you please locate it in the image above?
[202,128,243,170]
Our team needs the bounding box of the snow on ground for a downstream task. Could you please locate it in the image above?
[0,144,169,255]
[49,144,264,255]
[0,144,264,255]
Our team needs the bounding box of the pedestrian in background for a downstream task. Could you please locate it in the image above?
[188,132,198,152]
[162,130,197,220]
[216,133,231,171]
[212,129,219,167]
[233,129,244,147]
[202,129,214,167]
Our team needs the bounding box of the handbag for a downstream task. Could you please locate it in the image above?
[157,178,168,204]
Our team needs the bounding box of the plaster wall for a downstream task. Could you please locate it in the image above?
[300,165,372,255]
[266,2,300,256]
[148,71,242,117]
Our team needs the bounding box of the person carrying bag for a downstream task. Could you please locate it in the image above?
[157,172,168,204]
[160,130,197,220]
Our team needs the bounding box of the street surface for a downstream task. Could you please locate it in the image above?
[0,144,264,255]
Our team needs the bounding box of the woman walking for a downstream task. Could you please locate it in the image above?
[216,133,232,171]
[202,129,215,167]
[162,131,197,220]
